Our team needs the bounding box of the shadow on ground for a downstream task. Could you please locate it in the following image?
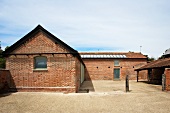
[79,81,95,93]
[138,80,162,85]
[0,92,13,98]
[79,69,95,93]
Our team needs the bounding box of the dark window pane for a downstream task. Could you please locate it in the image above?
[35,57,47,68]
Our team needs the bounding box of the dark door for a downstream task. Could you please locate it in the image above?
[114,69,120,79]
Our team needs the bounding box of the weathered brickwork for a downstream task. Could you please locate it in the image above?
[83,58,147,80]
[75,58,81,92]
[0,69,10,92]
[120,59,147,80]
[165,68,170,91]
[83,59,113,80]
[12,32,69,54]
[5,32,79,93]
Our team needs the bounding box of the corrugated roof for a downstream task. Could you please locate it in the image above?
[80,52,147,59]
[135,58,170,71]
[81,54,127,58]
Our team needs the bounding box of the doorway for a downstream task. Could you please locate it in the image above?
[114,68,120,80]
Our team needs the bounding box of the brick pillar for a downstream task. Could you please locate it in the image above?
[165,68,170,91]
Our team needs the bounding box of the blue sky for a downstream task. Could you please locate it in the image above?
[0,0,170,58]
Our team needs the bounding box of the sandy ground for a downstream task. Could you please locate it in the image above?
[0,80,170,113]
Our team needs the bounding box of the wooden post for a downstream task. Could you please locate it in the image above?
[148,69,152,82]
[137,71,139,82]
[162,74,166,91]
[126,75,129,92]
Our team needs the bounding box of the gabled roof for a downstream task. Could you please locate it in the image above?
[3,25,78,54]
[135,58,170,71]
[2,25,84,65]
[80,52,147,59]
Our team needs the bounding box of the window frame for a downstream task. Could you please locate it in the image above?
[34,56,47,70]
[114,60,119,66]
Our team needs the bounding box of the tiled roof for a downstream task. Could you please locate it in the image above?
[135,58,170,71]
[80,52,147,59]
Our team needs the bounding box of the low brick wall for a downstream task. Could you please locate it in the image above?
[165,68,170,91]
[0,69,10,93]
[12,87,75,93]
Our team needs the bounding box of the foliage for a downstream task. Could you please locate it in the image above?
[5,46,10,50]
[147,56,155,61]
[0,58,5,68]
[0,48,5,68]
[158,55,165,59]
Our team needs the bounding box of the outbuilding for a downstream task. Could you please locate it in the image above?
[135,49,170,91]
[2,25,85,93]
[80,52,147,80]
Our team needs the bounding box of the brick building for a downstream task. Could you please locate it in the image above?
[80,52,147,80]
[135,49,170,91]
[2,25,85,93]
[1,25,149,93]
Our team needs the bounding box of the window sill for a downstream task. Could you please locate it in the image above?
[113,79,121,81]
[33,68,48,72]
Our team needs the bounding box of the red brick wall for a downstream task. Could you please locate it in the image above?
[12,32,68,54]
[83,58,147,80]
[6,32,78,93]
[165,68,170,91]
[121,59,147,80]
[83,59,113,80]
[137,70,147,80]
[75,58,81,92]
[0,69,10,92]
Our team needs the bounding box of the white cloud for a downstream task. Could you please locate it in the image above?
[0,0,170,58]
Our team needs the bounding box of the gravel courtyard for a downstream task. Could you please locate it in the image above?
[1,80,170,113]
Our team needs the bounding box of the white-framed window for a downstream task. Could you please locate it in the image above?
[34,56,47,69]
[114,60,119,66]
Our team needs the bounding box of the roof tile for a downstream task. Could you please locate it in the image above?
[135,58,170,71]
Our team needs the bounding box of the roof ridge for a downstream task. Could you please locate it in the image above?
[3,25,78,54]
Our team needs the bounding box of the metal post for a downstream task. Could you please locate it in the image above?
[126,75,129,92]
[162,74,166,91]
[140,46,142,53]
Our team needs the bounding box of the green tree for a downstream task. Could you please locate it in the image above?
[5,46,10,50]
[0,47,6,68]
[158,55,165,59]
[148,57,155,61]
